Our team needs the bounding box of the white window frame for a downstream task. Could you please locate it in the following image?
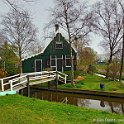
[62,55,63,72]
[50,55,57,68]
[57,55,63,72]
[50,55,64,71]
[35,59,42,72]
[55,42,63,49]
[65,55,71,67]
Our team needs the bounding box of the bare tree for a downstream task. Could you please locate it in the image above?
[73,36,88,66]
[27,41,43,56]
[93,0,123,77]
[1,9,37,73]
[4,0,35,10]
[118,0,124,82]
[0,33,8,46]
[46,0,93,85]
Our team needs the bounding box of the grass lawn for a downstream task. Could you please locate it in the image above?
[58,75,124,93]
[0,95,124,124]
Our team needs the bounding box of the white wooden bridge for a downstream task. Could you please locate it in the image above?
[0,71,68,94]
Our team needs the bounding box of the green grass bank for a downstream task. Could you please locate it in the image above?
[0,95,124,124]
[58,75,124,93]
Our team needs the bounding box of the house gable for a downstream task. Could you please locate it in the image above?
[22,33,77,73]
[43,33,76,57]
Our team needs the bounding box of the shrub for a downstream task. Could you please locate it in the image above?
[106,60,120,81]
[43,68,53,71]
[5,62,18,76]
[87,65,96,75]
[64,70,86,80]
[0,68,7,78]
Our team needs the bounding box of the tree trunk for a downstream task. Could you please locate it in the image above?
[106,52,113,78]
[19,46,22,74]
[119,19,124,82]
[122,104,124,114]
[68,35,74,85]
[70,43,75,86]
[64,4,75,86]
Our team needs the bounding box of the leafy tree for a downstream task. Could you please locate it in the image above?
[76,47,97,74]
[79,47,97,66]
[0,42,19,76]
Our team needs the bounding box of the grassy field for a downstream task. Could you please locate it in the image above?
[59,75,124,93]
[0,95,124,124]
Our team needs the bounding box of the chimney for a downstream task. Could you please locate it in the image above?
[55,24,59,33]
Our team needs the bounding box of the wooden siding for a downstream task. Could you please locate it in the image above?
[22,33,77,73]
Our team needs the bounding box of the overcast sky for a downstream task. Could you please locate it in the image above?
[0,0,104,54]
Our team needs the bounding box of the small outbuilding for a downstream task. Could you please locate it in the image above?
[22,33,77,73]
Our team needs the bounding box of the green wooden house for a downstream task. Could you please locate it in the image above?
[22,33,77,73]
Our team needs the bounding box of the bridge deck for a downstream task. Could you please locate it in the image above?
[4,84,27,92]
[0,71,67,93]
[0,77,56,92]
[30,77,55,86]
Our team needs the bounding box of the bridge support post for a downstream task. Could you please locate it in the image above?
[55,71,58,91]
[1,79,4,91]
[48,81,51,90]
[10,80,13,91]
[27,75,30,97]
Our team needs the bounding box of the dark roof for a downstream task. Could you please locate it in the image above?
[22,33,77,61]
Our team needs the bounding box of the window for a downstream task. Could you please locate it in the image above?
[51,59,55,66]
[65,55,71,67]
[50,56,56,67]
[55,42,63,49]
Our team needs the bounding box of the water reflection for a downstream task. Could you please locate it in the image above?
[105,102,124,114]
[100,101,105,107]
[22,88,124,115]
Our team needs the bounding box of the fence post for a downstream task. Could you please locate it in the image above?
[1,79,4,91]
[48,81,50,90]
[10,80,13,91]
[27,75,30,97]
[55,71,58,90]
[65,76,67,84]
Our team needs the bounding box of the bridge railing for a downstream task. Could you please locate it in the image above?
[28,71,56,81]
[9,75,27,91]
[0,74,20,91]
[28,71,68,84]
[0,71,68,92]
[57,71,68,84]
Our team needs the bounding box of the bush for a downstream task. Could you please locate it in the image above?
[63,71,71,80]
[64,70,85,81]
[76,65,88,74]
[43,68,53,71]
[105,60,120,80]
[87,65,96,75]
[0,68,7,78]
[5,63,18,76]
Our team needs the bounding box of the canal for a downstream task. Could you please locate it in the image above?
[21,88,124,115]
